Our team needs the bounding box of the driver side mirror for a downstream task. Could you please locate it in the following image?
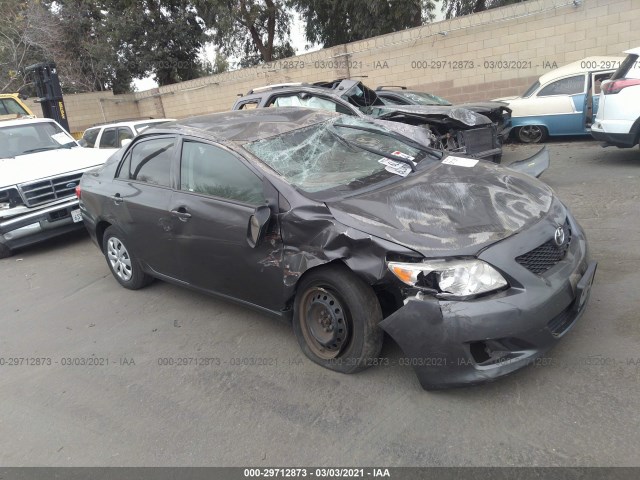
[120,138,132,148]
[247,205,271,248]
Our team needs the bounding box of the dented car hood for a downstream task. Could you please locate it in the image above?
[326,159,555,256]
[456,101,510,113]
[371,105,493,127]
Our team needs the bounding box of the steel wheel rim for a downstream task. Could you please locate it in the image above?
[107,236,133,282]
[519,125,543,143]
[299,287,350,360]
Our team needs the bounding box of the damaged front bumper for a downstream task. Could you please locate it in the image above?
[379,213,596,390]
[0,198,84,252]
[505,146,550,178]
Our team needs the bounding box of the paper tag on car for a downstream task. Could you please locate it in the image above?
[442,156,478,167]
[379,158,411,176]
[391,151,415,162]
[71,209,83,223]
[51,132,72,145]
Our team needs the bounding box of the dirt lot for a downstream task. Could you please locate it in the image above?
[1,140,639,467]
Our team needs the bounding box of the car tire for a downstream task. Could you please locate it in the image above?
[517,125,547,144]
[0,243,12,259]
[102,226,153,290]
[293,264,384,374]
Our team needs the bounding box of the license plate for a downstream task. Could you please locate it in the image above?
[71,209,83,223]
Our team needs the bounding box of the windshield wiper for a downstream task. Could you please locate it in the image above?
[21,146,63,154]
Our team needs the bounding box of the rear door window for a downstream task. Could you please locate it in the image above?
[99,128,118,148]
[538,75,586,96]
[120,137,175,187]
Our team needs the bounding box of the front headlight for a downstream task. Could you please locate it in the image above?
[0,187,24,212]
[388,259,508,297]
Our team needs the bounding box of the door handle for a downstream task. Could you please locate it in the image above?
[170,207,192,221]
[111,193,123,205]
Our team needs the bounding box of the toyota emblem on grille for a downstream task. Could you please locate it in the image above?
[554,225,565,246]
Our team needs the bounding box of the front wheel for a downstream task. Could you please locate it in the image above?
[102,226,153,290]
[293,265,383,374]
[517,125,547,143]
[0,243,12,259]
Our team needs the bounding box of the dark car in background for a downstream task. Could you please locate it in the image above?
[232,79,504,162]
[78,108,596,389]
[374,85,512,143]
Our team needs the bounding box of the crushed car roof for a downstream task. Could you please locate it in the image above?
[162,108,340,142]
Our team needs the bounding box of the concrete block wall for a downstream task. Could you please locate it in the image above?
[63,0,640,134]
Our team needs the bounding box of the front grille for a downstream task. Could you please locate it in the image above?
[18,172,83,207]
[459,126,496,154]
[516,219,572,275]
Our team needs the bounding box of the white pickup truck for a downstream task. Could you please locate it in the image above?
[0,118,113,258]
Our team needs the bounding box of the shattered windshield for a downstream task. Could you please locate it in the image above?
[0,121,76,158]
[244,117,433,194]
[341,82,384,113]
[401,91,452,106]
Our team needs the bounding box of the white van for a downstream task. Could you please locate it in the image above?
[495,57,623,143]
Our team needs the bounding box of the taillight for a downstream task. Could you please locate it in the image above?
[602,78,640,95]
[75,185,81,199]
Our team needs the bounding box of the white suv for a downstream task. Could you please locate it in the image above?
[79,118,174,150]
[591,47,640,148]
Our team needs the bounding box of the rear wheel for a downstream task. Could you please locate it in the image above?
[293,265,383,374]
[102,226,153,289]
[517,125,547,143]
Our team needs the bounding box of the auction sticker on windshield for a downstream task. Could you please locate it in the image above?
[379,158,411,176]
[51,132,72,145]
[391,150,415,162]
[442,156,478,167]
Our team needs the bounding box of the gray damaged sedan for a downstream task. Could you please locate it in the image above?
[78,108,597,389]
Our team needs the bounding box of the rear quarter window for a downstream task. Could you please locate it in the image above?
[237,100,259,110]
[82,128,100,148]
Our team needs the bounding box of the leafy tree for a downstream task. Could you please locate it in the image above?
[196,0,294,64]
[441,0,525,18]
[3,0,213,94]
[290,0,434,48]
[0,0,58,93]
[48,0,132,93]
[108,0,210,86]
